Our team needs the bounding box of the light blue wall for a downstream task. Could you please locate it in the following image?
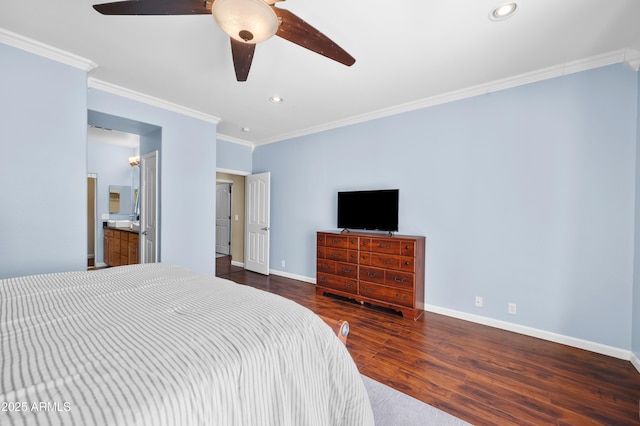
[217,139,252,173]
[634,68,640,362]
[254,64,638,350]
[88,90,218,275]
[0,44,88,278]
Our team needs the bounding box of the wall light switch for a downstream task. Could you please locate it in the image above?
[101,213,109,220]
[235,214,239,221]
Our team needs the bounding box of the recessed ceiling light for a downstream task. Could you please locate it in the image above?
[489,2,517,21]
[269,96,283,104]
[242,127,250,132]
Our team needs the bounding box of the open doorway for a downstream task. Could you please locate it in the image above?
[88,110,161,267]
[216,172,246,267]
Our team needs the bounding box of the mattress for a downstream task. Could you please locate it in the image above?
[0,264,373,425]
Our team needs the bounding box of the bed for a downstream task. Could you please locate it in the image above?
[0,264,373,426]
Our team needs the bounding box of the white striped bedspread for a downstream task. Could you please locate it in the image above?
[0,264,374,426]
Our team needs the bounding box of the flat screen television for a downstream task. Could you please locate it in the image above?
[337,189,399,232]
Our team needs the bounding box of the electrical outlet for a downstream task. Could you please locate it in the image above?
[281,260,285,268]
[508,303,517,315]
[475,296,483,308]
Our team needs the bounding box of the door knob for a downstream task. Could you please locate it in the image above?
[261,227,270,231]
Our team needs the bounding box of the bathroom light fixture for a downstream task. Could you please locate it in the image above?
[489,2,517,20]
[242,127,251,132]
[129,156,140,167]
[269,96,283,104]
[212,0,279,43]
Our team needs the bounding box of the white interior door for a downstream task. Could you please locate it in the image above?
[216,183,231,255]
[245,172,270,275]
[140,151,158,263]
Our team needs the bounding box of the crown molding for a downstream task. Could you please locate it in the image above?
[623,48,640,71]
[216,134,256,151]
[88,78,221,125]
[254,49,632,146]
[0,27,97,71]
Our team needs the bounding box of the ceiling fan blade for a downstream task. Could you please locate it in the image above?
[273,7,355,67]
[230,38,256,82]
[93,0,211,15]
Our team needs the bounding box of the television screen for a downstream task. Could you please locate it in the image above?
[337,189,399,232]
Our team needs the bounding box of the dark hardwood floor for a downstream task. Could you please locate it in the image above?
[216,256,640,425]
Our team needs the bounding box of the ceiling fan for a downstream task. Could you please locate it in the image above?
[92,0,356,81]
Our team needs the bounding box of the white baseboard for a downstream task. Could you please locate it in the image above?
[425,304,631,361]
[231,260,244,268]
[631,352,640,374]
[269,268,316,284]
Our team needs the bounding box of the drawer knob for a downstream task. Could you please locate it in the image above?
[379,243,392,249]
[363,286,374,293]
[396,293,409,301]
[344,282,354,288]
[342,267,352,273]
[393,276,406,283]
[367,271,377,278]
[380,258,391,264]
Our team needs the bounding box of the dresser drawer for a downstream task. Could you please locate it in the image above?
[317,273,358,294]
[326,235,349,248]
[371,239,401,255]
[384,271,415,290]
[371,254,401,270]
[359,252,372,265]
[348,236,359,250]
[336,262,358,279]
[359,283,414,308]
[401,241,415,257]
[359,238,372,251]
[317,233,326,246]
[316,258,336,274]
[325,248,348,262]
[400,256,415,272]
[317,246,327,259]
[359,266,385,284]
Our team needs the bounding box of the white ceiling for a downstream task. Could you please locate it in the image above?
[2,0,640,147]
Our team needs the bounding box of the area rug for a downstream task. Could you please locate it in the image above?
[361,375,471,425]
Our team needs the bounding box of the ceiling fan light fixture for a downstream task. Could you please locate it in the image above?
[489,2,517,21]
[212,0,279,43]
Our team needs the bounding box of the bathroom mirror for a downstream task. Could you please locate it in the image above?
[108,185,132,215]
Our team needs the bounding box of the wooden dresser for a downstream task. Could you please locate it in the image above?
[104,228,139,267]
[316,231,425,320]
